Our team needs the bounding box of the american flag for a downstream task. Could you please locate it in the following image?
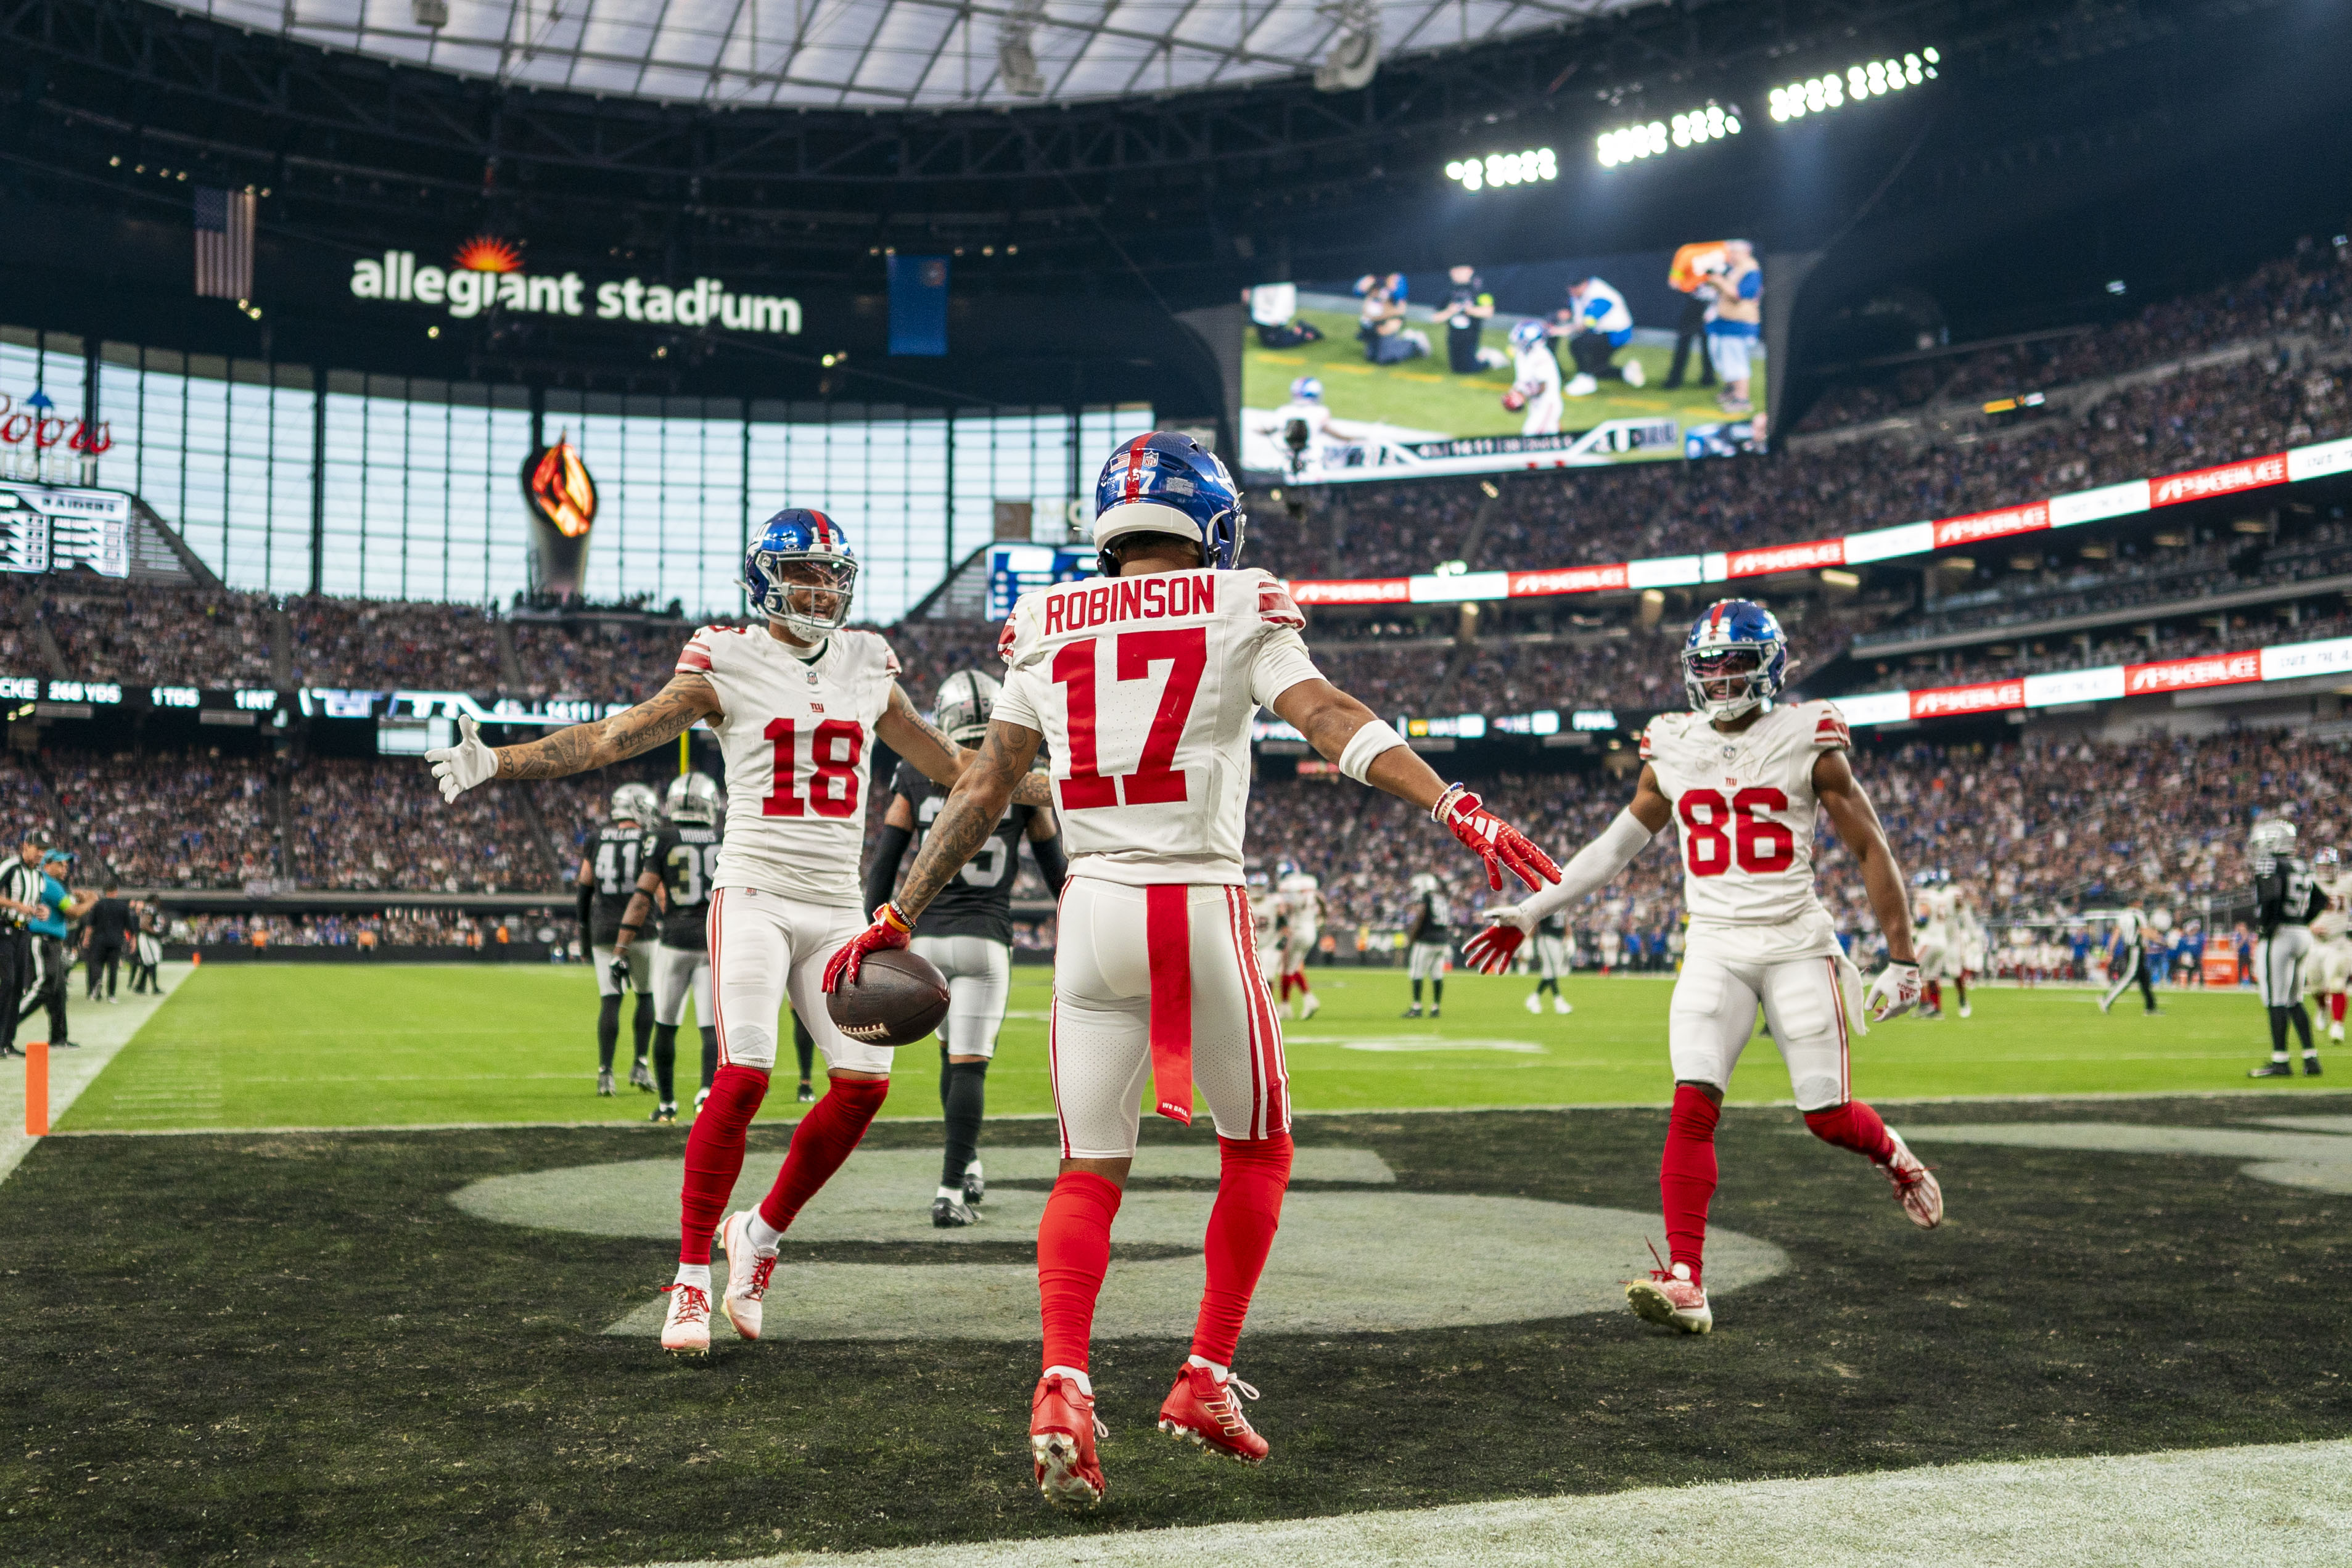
[193,186,255,300]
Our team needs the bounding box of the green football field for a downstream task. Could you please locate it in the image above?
[1241,305,1761,450]
[57,963,2322,1133]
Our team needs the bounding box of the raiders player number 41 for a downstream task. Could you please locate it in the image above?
[582,782,660,1097]
[866,669,1069,1226]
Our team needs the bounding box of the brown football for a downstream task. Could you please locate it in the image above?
[825,947,952,1048]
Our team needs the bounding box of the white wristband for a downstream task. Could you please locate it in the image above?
[1338,720,1408,783]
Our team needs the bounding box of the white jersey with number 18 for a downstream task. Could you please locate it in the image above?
[675,624,901,908]
[1640,699,1851,932]
[993,568,1322,887]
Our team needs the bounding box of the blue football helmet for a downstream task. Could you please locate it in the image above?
[1682,599,1788,721]
[1289,376,1323,403]
[742,508,858,639]
[1092,432,1247,575]
[1509,318,1549,353]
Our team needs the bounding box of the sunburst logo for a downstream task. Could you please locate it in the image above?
[452,236,522,274]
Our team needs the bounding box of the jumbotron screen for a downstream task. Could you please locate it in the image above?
[1239,244,1765,483]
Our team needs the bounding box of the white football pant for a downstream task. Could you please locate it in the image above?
[911,933,1011,1060]
[2256,926,2315,1008]
[592,942,654,998]
[1521,392,1563,437]
[1670,945,1864,1113]
[1050,878,1289,1159]
[709,887,891,1076]
[1407,941,1450,982]
[1534,934,1568,980]
[651,943,712,1028]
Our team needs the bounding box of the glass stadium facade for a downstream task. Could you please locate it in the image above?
[5,327,1149,623]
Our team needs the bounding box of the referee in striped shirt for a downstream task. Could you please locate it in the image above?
[0,839,46,1058]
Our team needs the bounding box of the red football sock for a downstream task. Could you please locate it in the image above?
[679,1064,768,1264]
[1191,1134,1294,1367]
[1037,1172,1123,1373]
[1804,1099,1896,1163]
[1660,1086,1720,1284]
[756,1076,889,1234]
[1293,972,1312,996]
[2334,995,2345,1024]
[1925,980,1941,1010]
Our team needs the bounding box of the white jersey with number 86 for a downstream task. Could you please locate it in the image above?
[1639,699,1852,927]
[993,568,1322,887]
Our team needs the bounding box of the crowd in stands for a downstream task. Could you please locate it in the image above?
[49,750,279,889]
[39,585,277,688]
[167,908,565,948]
[1865,604,2352,690]
[285,596,504,692]
[1796,237,2352,432]
[288,758,546,893]
[1244,726,2345,956]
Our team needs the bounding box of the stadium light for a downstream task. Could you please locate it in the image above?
[1444,147,1557,192]
[1595,102,1740,168]
[1768,49,1937,121]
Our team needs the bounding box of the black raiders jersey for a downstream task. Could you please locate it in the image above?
[585,822,648,945]
[889,761,1037,945]
[1405,889,1450,945]
[640,824,722,950]
[1539,911,1568,938]
[2256,855,2325,935]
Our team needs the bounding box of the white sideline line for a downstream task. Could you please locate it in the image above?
[0,964,195,1186]
[642,1439,2352,1568]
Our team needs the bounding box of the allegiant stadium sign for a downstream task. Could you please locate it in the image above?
[348,239,800,335]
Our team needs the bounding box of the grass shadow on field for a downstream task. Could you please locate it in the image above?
[2,1096,2348,1565]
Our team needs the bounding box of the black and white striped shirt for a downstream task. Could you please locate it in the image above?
[0,860,44,930]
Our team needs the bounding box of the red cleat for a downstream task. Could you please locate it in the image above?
[1157,1363,1269,1465]
[1030,1373,1106,1509]
[1878,1131,1945,1229]
[1626,1260,1713,1334]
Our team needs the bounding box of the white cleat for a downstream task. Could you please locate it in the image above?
[2332,1022,2345,1043]
[719,1209,778,1340]
[1959,1003,1972,1019]
[1621,358,1646,388]
[1878,1131,1944,1229]
[1524,993,1542,1014]
[659,1283,711,1357]
[1626,1262,1712,1334]
[1300,991,1320,1020]
[1553,996,1574,1016]
[1566,372,1599,397]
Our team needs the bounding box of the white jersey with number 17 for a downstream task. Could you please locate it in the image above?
[993,568,1322,887]
[675,623,900,908]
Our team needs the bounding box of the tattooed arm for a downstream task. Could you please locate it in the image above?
[491,674,722,781]
[890,719,1046,923]
[873,684,1055,808]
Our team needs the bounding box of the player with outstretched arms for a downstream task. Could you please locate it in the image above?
[864,668,1069,1228]
[1466,599,1942,1336]
[820,432,1560,1509]
[426,509,1054,1357]
[610,772,725,1125]
[1274,863,1323,1020]
[581,783,660,1096]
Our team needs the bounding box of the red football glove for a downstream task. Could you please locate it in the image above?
[1462,922,1526,975]
[821,902,913,993]
[1434,786,1562,893]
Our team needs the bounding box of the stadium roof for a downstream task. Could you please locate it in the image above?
[150,0,1648,108]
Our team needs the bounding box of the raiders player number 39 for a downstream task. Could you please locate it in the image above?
[612,771,726,1124]
[866,668,1069,1226]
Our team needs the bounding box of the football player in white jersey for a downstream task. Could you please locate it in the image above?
[1953,887,1987,1018]
[1913,873,1959,1019]
[1466,599,1941,1336]
[1506,319,1564,437]
[2307,848,2351,1045]
[424,508,1054,1357]
[822,432,1560,1509]
[1274,864,1323,1020]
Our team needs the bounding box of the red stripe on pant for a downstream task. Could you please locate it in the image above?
[1145,884,1194,1124]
